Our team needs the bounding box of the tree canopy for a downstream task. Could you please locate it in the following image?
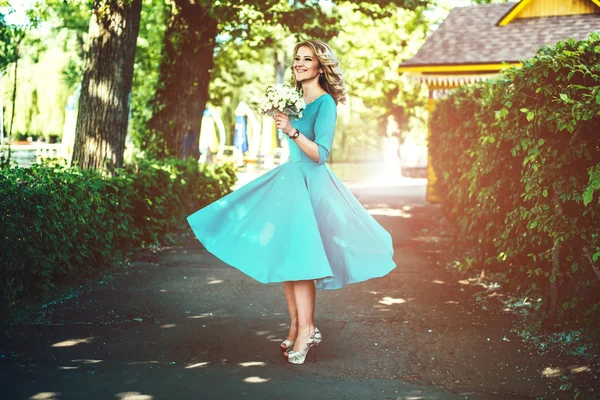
[2,0,443,162]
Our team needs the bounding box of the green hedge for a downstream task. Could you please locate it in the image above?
[0,157,236,306]
[430,33,600,329]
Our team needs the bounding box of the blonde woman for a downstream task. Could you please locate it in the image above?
[187,40,396,365]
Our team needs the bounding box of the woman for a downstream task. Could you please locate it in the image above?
[187,40,396,365]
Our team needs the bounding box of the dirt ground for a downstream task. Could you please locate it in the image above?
[1,181,599,400]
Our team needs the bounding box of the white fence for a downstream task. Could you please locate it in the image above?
[0,143,70,167]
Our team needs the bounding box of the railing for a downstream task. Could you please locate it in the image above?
[213,145,288,168]
[1,142,288,169]
[0,142,70,167]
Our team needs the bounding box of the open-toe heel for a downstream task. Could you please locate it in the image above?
[280,339,295,353]
[287,329,322,365]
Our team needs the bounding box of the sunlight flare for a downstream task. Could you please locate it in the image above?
[29,393,60,399]
[52,337,95,348]
[128,361,159,365]
[541,367,562,377]
[244,376,271,383]
[71,359,103,364]
[259,222,275,246]
[238,361,266,367]
[188,312,214,319]
[185,362,209,369]
[570,365,590,373]
[379,296,406,305]
[367,208,412,218]
[115,392,153,400]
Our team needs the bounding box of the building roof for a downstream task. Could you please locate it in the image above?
[399,2,600,68]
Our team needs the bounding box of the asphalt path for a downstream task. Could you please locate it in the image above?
[2,175,592,399]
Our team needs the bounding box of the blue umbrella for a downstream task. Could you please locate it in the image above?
[234,115,248,153]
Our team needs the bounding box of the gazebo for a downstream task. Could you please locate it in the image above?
[398,0,600,202]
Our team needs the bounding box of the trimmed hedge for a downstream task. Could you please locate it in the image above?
[430,33,600,329]
[0,157,236,306]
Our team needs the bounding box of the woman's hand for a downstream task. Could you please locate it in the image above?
[274,112,294,136]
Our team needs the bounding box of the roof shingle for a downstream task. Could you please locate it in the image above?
[400,2,600,67]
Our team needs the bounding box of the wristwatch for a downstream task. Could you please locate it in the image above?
[291,129,300,140]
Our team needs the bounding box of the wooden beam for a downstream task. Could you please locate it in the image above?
[499,0,600,24]
[498,0,533,26]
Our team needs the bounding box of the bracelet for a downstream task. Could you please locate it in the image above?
[290,129,300,140]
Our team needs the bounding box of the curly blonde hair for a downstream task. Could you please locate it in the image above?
[290,40,347,105]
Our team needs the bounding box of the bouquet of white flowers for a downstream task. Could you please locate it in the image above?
[259,84,305,120]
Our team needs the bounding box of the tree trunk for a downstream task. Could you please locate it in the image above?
[8,48,18,141]
[72,0,142,171]
[147,0,217,160]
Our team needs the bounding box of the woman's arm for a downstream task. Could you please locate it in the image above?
[276,98,337,165]
[276,113,319,163]
[286,129,320,163]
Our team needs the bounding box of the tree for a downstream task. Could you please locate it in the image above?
[71,0,142,171]
[0,1,38,147]
[332,3,428,137]
[129,0,169,152]
[146,0,428,160]
[40,0,169,151]
[0,7,23,72]
[40,0,93,90]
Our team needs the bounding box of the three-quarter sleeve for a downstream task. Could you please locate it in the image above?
[314,96,337,165]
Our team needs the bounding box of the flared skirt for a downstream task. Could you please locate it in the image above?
[187,161,396,290]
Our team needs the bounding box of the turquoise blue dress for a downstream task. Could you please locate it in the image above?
[187,93,396,290]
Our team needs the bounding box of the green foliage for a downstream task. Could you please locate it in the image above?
[1,1,85,139]
[430,33,600,332]
[332,2,428,133]
[129,0,168,151]
[0,8,24,72]
[118,156,237,245]
[1,39,74,138]
[205,2,430,160]
[0,158,236,306]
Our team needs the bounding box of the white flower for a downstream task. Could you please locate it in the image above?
[259,84,306,120]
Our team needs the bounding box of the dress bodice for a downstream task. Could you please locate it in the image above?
[287,93,337,165]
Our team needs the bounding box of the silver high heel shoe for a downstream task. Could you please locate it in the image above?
[284,327,321,357]
[287,328,322,365]
[280,339,295,352]
[313,327,322,345]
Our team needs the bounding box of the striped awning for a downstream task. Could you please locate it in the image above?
[404,73,498,88]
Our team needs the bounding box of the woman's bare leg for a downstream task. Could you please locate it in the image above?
[283,281,299,345]
[291,280,316,352]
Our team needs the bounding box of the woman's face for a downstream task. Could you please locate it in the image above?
[293,46,322,83]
